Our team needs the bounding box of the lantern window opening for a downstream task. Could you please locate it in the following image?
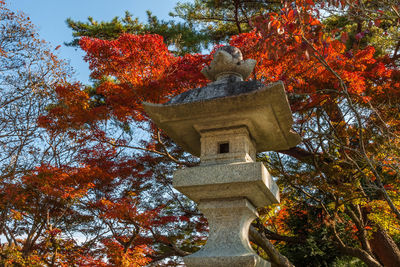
[218,142,230,154]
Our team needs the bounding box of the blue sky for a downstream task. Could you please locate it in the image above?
[8,0,181,83]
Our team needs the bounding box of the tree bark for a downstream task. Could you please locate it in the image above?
[370,227,400,267]
[336,245,382,267]
[249,226,295,267]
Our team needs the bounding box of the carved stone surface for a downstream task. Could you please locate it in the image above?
[199,127,256,165]
[201,46,256,82]
[173,161,280,208]
[144,81,301,156]
[173,127,278,266]
[166,79,265,105]
[183,198,271,267]
[143,46,300,267]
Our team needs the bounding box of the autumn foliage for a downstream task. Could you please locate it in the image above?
[1,0,400,266]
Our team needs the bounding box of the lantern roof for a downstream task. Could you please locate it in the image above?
[143,46,301,156]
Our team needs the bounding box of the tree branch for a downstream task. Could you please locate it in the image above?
[249,225,294,267]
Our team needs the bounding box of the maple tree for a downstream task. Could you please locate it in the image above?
[232,0,400,266]
[0,1,82,265]
[3,0,400,266]
[0,2,169,266]
[66,11,208,55]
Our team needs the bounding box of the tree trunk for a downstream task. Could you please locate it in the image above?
[249,226,295,267]
[370,227,400,267]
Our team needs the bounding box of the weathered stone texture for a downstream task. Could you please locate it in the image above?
[183,198,271,267]
[167,80,265,105]
[144,81,301,156]
[200,45,256,82]
[173,161,279,208]
[143,46,301,267]
[199,127,256,165]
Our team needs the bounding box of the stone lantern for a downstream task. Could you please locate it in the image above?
[143,46,300,267]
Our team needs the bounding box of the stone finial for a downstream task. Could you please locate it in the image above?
[201,46,256,82]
